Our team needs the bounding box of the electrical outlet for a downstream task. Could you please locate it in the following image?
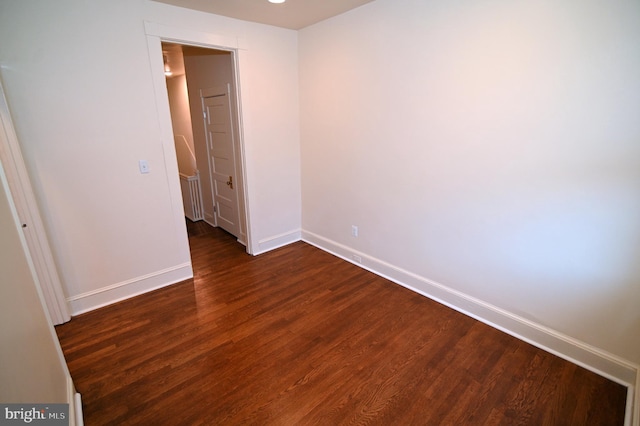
[139,160,150,174]
[351,225,358,237]
[352,254,362,263]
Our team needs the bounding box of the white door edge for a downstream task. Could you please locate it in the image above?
[0,77,71,325]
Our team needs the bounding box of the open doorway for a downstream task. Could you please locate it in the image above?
[162,42,248,246]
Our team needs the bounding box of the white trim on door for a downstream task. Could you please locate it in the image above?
[144,21,254,254]
[0,77,71,325]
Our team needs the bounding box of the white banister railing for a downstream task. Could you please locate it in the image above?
[179,171,204,221]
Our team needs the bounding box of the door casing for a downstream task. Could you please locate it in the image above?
[144,22,253,254]
[0,77,71,325]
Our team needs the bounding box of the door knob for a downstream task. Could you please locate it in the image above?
[226,176,233,189]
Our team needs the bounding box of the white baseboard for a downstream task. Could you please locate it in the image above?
[66,377,82,426]
[73,392,83,426]
[253,229,301,255]
[302,230,639,425]
[67,263,193,315]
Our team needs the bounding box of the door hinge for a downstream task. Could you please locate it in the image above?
[203,111,207,120]
[213,206,217,213]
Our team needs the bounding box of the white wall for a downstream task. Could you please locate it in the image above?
[0,0,301,312]
[2,0,636,404]
[299,0,640,371]
[166,74,196,175]
[166,74,195,157]
[0,161,71,404]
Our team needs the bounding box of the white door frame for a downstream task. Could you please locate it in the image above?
[0,77,71,325]
[144,22,254,254]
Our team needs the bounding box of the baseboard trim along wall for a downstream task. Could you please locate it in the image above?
[253,229,301,255]
[66,377,82,426]
[301,230,639,426]
[74,392,84,426]
[67,263,193,315]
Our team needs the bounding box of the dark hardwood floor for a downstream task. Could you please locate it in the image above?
[55,221,627,425]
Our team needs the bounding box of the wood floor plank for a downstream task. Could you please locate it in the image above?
[55,221,628,425]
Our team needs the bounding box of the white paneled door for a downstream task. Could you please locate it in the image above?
[202,85,240,238]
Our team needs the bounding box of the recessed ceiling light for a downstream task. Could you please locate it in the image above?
[268,0,285,3]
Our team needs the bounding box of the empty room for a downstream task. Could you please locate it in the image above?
[0,0,638,424]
